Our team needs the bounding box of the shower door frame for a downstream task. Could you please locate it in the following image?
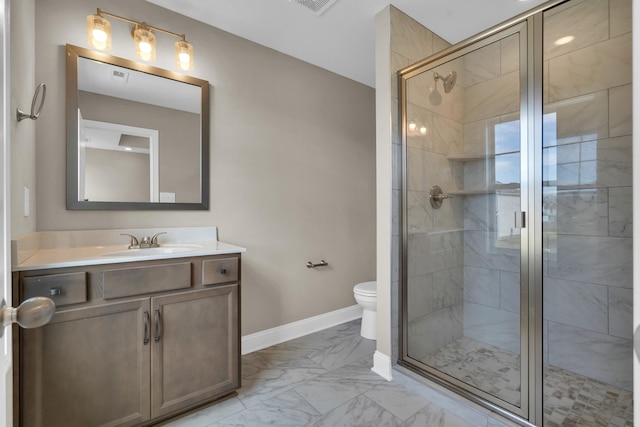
[398,1,568,424]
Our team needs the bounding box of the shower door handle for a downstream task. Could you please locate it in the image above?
[514,211,526,228]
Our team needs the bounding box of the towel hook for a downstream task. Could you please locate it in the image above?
[17,83,46,122]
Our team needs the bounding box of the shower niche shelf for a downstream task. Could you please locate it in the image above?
[448,184,520,196]
[447,150,519,162]
[445,150,521,196]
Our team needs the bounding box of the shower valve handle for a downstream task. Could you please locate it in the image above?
[429,185,452,208]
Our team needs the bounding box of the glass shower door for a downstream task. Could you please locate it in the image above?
[541,0,633,424]
[402,25,527,415]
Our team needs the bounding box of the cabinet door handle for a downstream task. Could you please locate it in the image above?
[143,311,149,345]
[219,268,227,275]
[154,309,161,343]
[49,288,62,296]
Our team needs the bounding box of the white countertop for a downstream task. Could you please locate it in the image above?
[12,227,246,271]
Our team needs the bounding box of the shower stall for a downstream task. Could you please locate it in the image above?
[398,0,632,425]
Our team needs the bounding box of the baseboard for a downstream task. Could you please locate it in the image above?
[371,350,393,381]
[241,304,362,355]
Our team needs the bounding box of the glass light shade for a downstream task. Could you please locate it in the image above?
[175,40,194,71]
[86,14,112,51]
[133,26,156,62]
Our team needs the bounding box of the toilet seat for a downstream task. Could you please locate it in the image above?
[354,281,376,296]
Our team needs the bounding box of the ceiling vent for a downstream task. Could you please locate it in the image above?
[290,0,338,16]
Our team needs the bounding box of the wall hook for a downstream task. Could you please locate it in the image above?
[17,83,46,122]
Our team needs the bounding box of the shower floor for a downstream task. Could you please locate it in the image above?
[418,336,633,426]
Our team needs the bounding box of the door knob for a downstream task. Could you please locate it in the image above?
[0,296,56,338]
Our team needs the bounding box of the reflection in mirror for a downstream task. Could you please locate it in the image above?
[80,115,158,202]
[66,44,209,210]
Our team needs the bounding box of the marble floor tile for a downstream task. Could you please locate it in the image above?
[402,401,476,427]
[166,319,632,427]
[294,356,387,414]
[309,394,404,427]
[364,381,431,421]
[238,366,328,408]
[215,390,320,426]
[160,397,245,427]
[308,335,377,371]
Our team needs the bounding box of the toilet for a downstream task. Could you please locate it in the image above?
[353,281,377,340]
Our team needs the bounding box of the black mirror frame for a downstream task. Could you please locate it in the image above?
[65,44,210,210]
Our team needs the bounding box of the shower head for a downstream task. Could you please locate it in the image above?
[433,71,457,93]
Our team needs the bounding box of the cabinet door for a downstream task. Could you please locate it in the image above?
[151,285,239,418]
[21,299,151,427]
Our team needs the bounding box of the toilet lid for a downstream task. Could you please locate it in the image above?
[354,281,376,296]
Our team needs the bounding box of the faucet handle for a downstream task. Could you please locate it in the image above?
[120,233,140,249]
[150,232,167,246]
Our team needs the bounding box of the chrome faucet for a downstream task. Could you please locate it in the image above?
[120,233,140,249]
[121,232,166,249]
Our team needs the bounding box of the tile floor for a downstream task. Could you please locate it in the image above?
[421,336,634,426]
[162,320,521,427]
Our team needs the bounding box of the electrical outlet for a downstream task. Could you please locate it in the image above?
[160,192,175,203]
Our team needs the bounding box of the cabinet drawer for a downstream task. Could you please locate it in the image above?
[22,272,87,307]
[103,262,191,299]
[202,258,238,285]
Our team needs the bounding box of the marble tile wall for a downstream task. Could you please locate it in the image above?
[460,32,523,353]
[389,6,452,363]
[399,0,633,393]
[542,0,632,390]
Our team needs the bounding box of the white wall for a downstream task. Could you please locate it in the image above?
[26,0,376,335]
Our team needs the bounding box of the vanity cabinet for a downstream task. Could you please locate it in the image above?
[151,286,238,418]
[13,254,241,427]
[21,298,151,426]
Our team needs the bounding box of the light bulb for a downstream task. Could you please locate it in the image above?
[134,26,156,62]
[179,52,190,68]
[138,41,152,61]
[408,122,416,131]
[92,28,107,42]
[91,31,107,50]
[420,126,427,135]
[139,41,152,54]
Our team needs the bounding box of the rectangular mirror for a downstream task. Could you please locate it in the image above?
[66,44,209,210]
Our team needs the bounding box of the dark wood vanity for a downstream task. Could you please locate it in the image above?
[12,253,241,427]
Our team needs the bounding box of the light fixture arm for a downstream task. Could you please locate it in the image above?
[96,8,187,42]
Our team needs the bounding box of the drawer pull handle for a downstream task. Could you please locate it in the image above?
[143,311,150,345]
[219,268,227,275]
[154,310,161,343]
[49,288,62,296]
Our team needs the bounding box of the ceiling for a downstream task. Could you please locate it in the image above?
[146,0,548,87]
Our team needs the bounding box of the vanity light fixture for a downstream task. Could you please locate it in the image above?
[86,8,194,71]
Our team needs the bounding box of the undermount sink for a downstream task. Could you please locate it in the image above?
[101,244,204,257]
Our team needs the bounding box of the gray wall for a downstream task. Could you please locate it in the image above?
[84,148,150,202]
[28,0,376,335]
[11,0,36,237]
